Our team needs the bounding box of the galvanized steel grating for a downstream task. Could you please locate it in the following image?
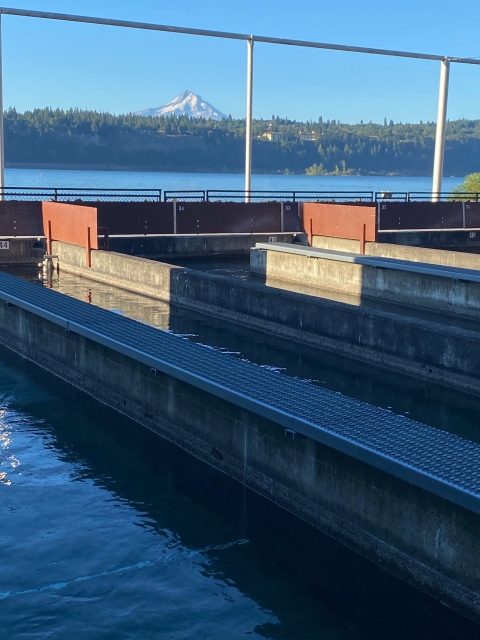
[1,271,480,508]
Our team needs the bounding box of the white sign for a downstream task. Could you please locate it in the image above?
[0,241,9,250]
[268,236,278,243]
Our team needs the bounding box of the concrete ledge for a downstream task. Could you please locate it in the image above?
[366,241,480,270]
[255,242,480,283]
[52,240,480,397]
[109,232,297,259]
[251,243,480,319]
[312,236,480,271]
[314,232,480,262]
[311,235,363,253]
[379,229,480,250]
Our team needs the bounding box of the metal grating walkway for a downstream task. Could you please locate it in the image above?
[0,270,480,514]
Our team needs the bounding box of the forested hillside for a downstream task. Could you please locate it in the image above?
[4,107,480,175]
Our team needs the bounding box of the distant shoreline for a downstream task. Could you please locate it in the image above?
[5,163,461,178]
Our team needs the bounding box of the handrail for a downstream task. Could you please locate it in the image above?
[1,7,480,65]
[0,187,478,203]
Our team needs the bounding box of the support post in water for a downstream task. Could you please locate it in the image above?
[0,14,4,201]
[245,37,254,203]
[432,58,450,202]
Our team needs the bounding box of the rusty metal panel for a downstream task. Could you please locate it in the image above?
[302,202,377,242]
[97,202,174,235]
[464,202,480,228]
[0,201,43,236]
[378,202,463,230]
[42,202,98,250]
[175,202,282,234]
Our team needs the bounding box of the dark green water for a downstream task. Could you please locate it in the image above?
[1,346,480,639]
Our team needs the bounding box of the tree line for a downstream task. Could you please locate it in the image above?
[4,107,480,175]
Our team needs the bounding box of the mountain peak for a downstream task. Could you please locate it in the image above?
[177,90,193,101]
[135,91,227,121]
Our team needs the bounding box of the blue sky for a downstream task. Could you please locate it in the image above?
[2,0,480,123]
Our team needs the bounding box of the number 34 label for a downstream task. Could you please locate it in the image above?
[0,241,10,249]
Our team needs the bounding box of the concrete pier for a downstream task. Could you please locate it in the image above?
[1,270,480,622]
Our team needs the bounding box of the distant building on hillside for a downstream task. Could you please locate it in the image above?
[262,130,317,142]
[262,131,290,142]
[299,131,317,141]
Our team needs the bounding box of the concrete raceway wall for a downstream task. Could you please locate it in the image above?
[53,241,480,397]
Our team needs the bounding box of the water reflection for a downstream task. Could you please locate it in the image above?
[1,346,479,639]
[0,408,13,485]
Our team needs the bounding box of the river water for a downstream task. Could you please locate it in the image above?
[4,167,464,195]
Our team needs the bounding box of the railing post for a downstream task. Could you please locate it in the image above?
[359,223,366,255]
[85,226,91,268]
[46,220,52,255]
[432,58,450,202]
[245,37,254,203]
[0,15,5,201]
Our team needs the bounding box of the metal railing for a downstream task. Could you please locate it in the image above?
[408,191,480,202]
[375,191,480,202]
[206,190,293,203]
[205,190,375,202]
[0,187,163,202]
[1,186,479,204]
[290,191,374,203]
[374,191,410,202]
[163,190,206,202]
[164,189,375,203]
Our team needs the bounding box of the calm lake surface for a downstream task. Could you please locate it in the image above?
[4,167,464,194]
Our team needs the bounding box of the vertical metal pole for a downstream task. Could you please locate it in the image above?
[0,15,5,200]
[432,58,450,201]
[245,37,254,203]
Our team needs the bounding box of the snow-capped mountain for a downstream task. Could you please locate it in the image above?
[135,91,227,120]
